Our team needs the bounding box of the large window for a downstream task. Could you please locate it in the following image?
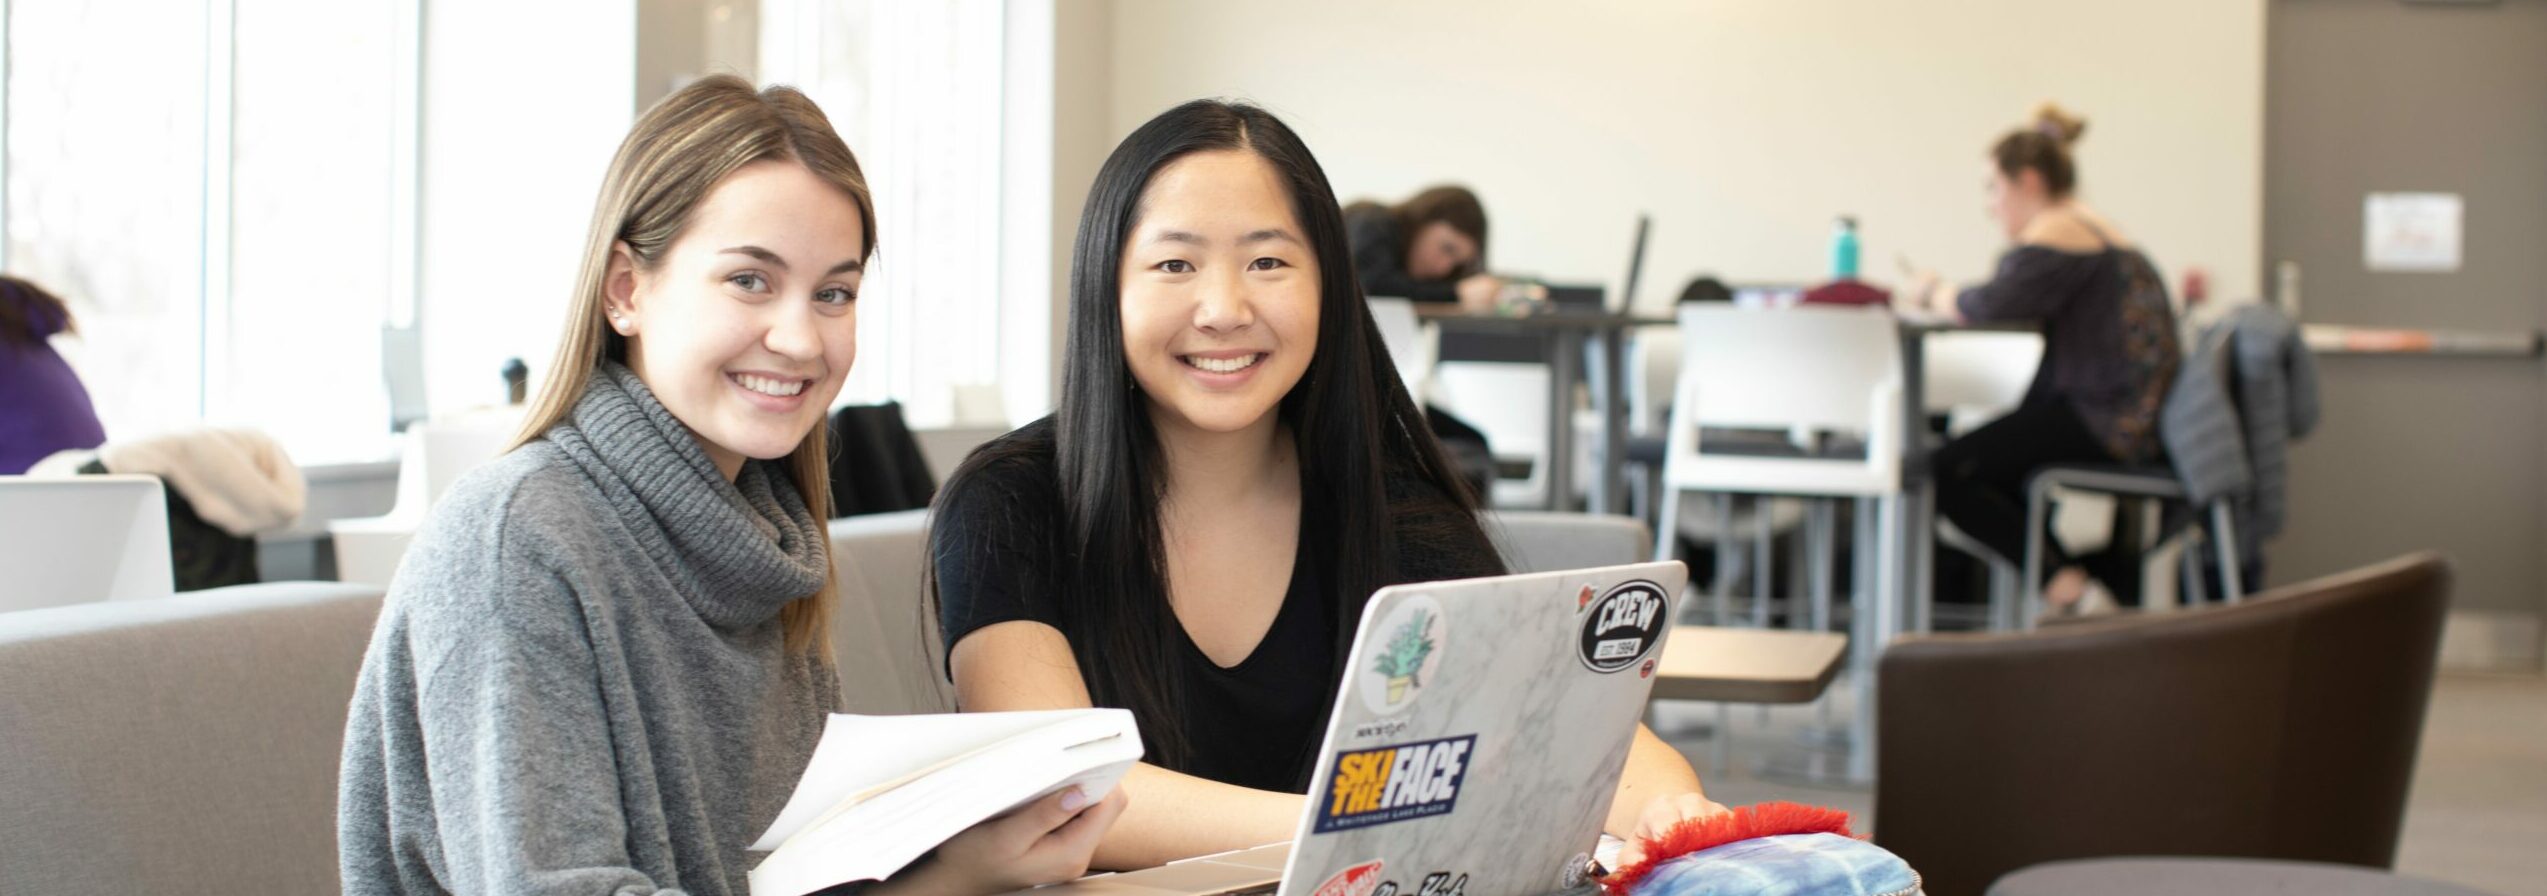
[3,0,1021,469]
[223,0,400,459]
[762,0,1009,427]
[4,0,212,448]
[5,0,406,464]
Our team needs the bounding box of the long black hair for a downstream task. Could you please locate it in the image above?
[933,99,1492,771]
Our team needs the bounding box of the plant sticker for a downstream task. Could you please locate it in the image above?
[1314,734,1477,833]
[1578,579,1668,673]
[1358,594,1446,716]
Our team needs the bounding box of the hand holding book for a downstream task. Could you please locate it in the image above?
[868,786,1129,896]
[748,709,1143,896]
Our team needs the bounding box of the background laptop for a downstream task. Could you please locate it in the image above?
[1029,560,1686,896]
[0,475,174,611]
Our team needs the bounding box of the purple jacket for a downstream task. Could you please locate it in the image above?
[0,291,106,474]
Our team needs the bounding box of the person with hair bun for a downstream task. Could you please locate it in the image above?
[1907,103,2183,613]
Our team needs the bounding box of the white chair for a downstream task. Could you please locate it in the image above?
[1365,296,1435,403]
[1922,330,2043,436]
[1921,330,2044,629]
[1630,324,1810,625]
[328,406,524,586]
[1653,305,1905,618]
[0,475,175,611]
[1432,360,1551,510]
[1651,305,1905,778]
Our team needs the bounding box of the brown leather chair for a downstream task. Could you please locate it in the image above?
[1872,553,2450,896]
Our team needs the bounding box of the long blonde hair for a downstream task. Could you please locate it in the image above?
[513,74,878,655]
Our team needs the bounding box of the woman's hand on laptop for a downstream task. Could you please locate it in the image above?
[1613,792,1733,869]
[874,786,1130,896]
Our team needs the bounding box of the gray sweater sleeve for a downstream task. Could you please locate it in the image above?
[353,479,697,895]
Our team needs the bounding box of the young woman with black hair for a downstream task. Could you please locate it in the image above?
[931,99,1723,870]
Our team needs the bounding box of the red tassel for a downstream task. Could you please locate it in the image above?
[1597,802,1858,896]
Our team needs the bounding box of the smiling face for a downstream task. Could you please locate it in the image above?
[1116,148,1322,440]
[605,158,866,480]
[1405,219,1480,282]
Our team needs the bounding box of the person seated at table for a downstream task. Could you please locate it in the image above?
[337,76,1121,896]
[0,275,107,475]
[1343,184,1543,312]
[1678,275,1735,305]
[1904,103,2182,613]
[931,98,1727,871]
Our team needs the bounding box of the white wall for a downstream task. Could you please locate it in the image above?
[1103,0,2266,311]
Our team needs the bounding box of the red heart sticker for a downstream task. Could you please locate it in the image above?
[1640,658,1657,679]
[1578,585,1596,611]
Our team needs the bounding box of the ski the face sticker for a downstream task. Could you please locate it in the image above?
[1315,734,1476,833]
[1357,595,1446,716]
[1578,579,1668,673]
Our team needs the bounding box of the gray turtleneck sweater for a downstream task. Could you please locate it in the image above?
[339,363,840,895]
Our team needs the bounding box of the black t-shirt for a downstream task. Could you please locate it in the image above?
[931,418,1502,793]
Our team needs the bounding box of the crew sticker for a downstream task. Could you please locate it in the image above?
[1357,595,1447,716]
[1312,860,1386,896]
[1314,734,1476,833]
[1578,580,1668,673]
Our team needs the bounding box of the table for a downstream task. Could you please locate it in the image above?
[1418,306,1673,516]
[1649,625,1848,704]
[1990,857,2498,896]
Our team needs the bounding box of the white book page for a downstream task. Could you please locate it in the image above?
[745,715,1142,896]
[749,709,1109,851]
[752,734,1143,895]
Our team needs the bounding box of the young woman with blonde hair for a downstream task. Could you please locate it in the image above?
[337,75,1122,896]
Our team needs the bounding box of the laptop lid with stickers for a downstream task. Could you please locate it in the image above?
[1278,561,1685,896]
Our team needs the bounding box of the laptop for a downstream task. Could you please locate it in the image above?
[0,475,174,611]
[1615,214,1650,315]
[1030,560,1686,896]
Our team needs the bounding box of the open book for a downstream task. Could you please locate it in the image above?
[746,708,1144,896]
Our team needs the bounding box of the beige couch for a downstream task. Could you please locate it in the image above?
[0,581,384,895]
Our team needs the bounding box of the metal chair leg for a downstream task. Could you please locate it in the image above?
[1753,496,1774,629]
[1712,495,1736,625]
[1653,484,1682,564]
[2181,533,2211,606]
[1808,500,1835,633]
[2021,477,2050,630]
[2212,500,2245,601]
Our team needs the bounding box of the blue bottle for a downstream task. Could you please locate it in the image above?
[1831,216,1860,280]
